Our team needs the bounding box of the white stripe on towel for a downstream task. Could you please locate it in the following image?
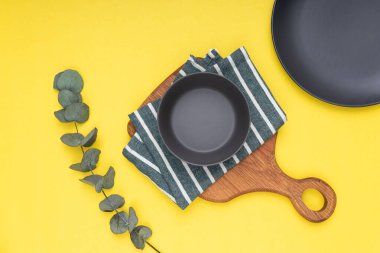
[181,161,204,193]
[250,123,264,145]
[179,69,187,76]
[240,47,286,122]
[232,155,239,164]
[243,142,252,154]
[124,145,160,173]
[157,185,177,203]
[134,111,192,204]
[219,162,227,173]
[227,56,276,134]
[208,50,215,59]
[134,133,143,142]
[148,103,157,119]
[213,64,224,76]
[202,166,216,183]
[241,141,250,154]
[188,57,206,71]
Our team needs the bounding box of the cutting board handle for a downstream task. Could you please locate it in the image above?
[200,135,336,223]
[283,176,336,222]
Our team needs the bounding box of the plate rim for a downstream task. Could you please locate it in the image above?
[271,0,380,107]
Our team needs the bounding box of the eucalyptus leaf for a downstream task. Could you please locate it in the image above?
[138,226,152,240]
[81,127,98,147]
[130,230,144,249]
[95,178,103,193]
[102,166,115,189]
[60,133,84,147]
[58,89,82,108]
[63,103,89,123]
[55,69,83,93]
[128,207,138,232]
[110,211,129,234]
[54,109,68,123]
[69,163,89,172]
[130,226,152,249]
[80,175,102,187]
[80,148,101,171]
[99,194,125,212]
[53,71,63,89]
[94,166,114,193]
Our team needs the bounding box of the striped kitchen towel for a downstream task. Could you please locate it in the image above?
[123,47,287,209]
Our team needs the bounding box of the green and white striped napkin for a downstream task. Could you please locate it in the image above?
[123,47,286,209]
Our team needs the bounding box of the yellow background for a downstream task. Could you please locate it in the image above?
[1,0,379,252]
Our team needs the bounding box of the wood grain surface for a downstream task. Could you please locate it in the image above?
[127,64,337,223]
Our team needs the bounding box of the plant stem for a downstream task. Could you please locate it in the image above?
[74,122,160,253]
[74,122,85,153]
[146,240,161,253]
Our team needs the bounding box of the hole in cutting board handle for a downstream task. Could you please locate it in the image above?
[302,188,325,211]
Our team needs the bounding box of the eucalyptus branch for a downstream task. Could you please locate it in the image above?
[54,69,159,252]
[74,123,126,223]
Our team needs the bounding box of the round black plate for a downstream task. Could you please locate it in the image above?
[272,0,380,107]
[158,73,250,165]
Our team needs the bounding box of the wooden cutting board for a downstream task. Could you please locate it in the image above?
[127,64,337,223]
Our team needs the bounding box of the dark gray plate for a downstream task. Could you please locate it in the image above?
[158,73,250,165]
[272,0,380,107]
